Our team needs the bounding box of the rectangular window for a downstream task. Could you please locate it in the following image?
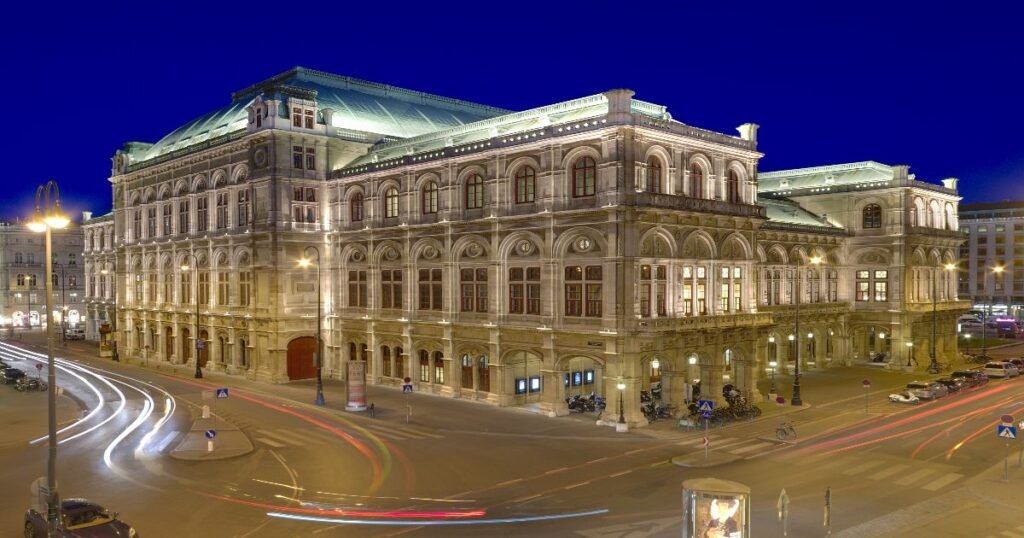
[133,210,142,240]
[135,274,143,304]
[304,109,315,129]
[216,192,229,229]
[564,265,603,317]
[163,204,172,235]
[874,282,888,301]
[293,146,304,169]
[198,271,210,305]
[178,200,190,234]
[180,273,191,304]
[292,107,302,127]
[348,270,367,307]
[305,147,316,171]
[237,189,250,227]
[508,266,541,315]
[217,272,229,305]
[420,353,430,383]
[147,207,157,238]
[419,268,443,311]
[163,272,173,303]
[460,268,488,312]
[147,273,157,304]
[196,197,208,232]
[381,269,402,309]
[856,281,870,301]
[239,271,251,307]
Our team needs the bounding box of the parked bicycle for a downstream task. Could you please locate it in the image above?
[15,377,47,392]
[776,421,796,440]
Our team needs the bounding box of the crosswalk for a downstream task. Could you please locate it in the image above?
[983,524,1024,538]
[251,424,443,449]
[672,434,967,494]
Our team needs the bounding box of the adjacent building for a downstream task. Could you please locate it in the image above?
[100,67,968,425]
[957,201,1024,318]
[0,218,85,333]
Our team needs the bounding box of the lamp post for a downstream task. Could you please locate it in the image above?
[792,255,822,406]
[27,179,70,537]
[905,341,914,367]
[181,253,203,379]
[53,263,67,345]
[768,360,777,395]
[616,380,627,432]
[298,246,325,406]
[982,266,1004,361]
[929,263,957,374]
[963,333,971,351]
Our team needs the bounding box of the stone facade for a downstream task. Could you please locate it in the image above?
[100,67,967,427]
[0,219,84,333]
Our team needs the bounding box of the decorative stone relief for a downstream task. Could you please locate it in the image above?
[515,240,535,256]
[422,246,439,260]
[351,251,365,263]
[573,237,593,253]
[254,148,267,168]
[464,243,483,258]
[384,247,400,261]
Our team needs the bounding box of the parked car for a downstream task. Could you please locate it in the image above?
[889,391,921,404]
[905,381,949,400]
[64,328,85,340]
[2,367,26,384]
[951,370,989,388]
[983,362,1021,378]
[935,377,966,394]
[24,498,137,537]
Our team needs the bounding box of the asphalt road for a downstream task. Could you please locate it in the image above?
[2,334,1023,537]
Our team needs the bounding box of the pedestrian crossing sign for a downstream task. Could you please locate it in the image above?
[698,399,713,418]
[998,425,1017,439]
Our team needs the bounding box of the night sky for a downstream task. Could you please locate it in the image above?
[5,2,1022,220]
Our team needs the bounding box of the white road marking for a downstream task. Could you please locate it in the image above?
[868,464,909,481]
[894,468,935,486]
[587,457,609,464]
[497,478,523,486]
[255,437,287,448]
[256,430,305,446]
[624,448,645,455]
[728,441,774,455]
[842,460,887,476]
[1000,531,1024,538]
[565,481,590,489]
[544,466,568,475]
[920,472,963,491]
[609,470,631,478]
[513,493,541,503]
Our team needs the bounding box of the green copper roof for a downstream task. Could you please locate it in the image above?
[129,67,510,165]
[758,161,895,192]
[759,197,839,229]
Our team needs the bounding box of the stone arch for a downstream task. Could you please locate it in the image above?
[231,164,249,184]
[211,169,227,189]
[561,145,602,198]
[157,185,170,201]
[410,237,447,263]
[766,244,788,264]
[928,199,942,229]
[372,240,404,265]
[719,232,752,260]
[755,244,767,263]
[143,187,156,203]
[129,191,141,207]
[212,248,230,269]
[191,174,208,193]
[340,243,369,265]
[497,231,548,261]
[414,172,443,193]
[553,226,607,258]
[638,227,677,258]
[232,247,252,268]
[679,229,717,259]
[643,144,673,194]
[685,152,713,197]
[912,196,927,226]
[173,179,189,197]
[506,156,541,182]
[854,248,891,265]
[911,247,927,266]
[451,234,490,261]
[943,202,956,230]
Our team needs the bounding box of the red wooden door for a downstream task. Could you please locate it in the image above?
[287,337,318,380]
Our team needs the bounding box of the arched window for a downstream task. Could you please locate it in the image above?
[17,274,24,286]
[689,164,704,198]
[382,345,392,377]
[572,157,596,197]
[433,351,445,385]
[647,157,662,193]
[465,174,484,209]
[862,204,882,229]
[422,182,439,214]
[419,350,430,382]
[514,166,536,204]
[478,355,490,392]
[350,192,364,222]
[727,170,740,203]
[384,187,399,218]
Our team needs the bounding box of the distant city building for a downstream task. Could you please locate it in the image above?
[81,212,115,341]
[0,218,85,333]
[100,67,967,425]
[957,201,1024,318]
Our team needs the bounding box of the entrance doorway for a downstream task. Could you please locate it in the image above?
[287,336,318,380]
[180,327,191,363]
[198,329,210,367]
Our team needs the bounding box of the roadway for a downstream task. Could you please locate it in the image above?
[1,334,1023,537]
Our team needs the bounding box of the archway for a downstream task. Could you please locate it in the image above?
[287,336,318,380]
[198,329,210,367]
[165,326,174,361]
[560,356,603,400]
[506,351,543,405]
[852,325,892,362]
[180,327,191,363]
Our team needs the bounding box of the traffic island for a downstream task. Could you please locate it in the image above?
[170,416,253,461]
[671,451,742,468]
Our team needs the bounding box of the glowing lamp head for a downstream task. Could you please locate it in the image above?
[879,332,886,339]
[906,341,913,348]
[27,209,47,233]
[788,334,795,341]
[44,203,70,229]
[688,356,698,365]
[616,382,626,391]
[769,360,777,368]
[181,264,191,271]
[944,263,956,271]
[993,266,1005,274]
[809,255,823,265]
[768,336,775,343]
[650,358,660,370]
[297,258,312,269]
[807,332,814,338]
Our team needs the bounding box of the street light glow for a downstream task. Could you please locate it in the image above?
[993,266,1005,274]
[298,258,312,268]
[809,255,822,265]
[616,382,626,391]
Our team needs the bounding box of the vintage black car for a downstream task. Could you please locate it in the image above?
[24,498,137,537]
[2,367,26,384]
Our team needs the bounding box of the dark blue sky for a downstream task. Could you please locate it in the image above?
[5,2,1021,219]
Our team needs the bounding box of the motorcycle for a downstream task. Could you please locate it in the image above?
[15,377,48,392]
[888,391,920,404]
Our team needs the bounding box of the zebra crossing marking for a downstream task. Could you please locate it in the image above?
[867,463,909,481]
[254,437,287,448]
[893,468,935,486]
[920,472,963,491]
[728,441,773,455]
[842,460,887,476]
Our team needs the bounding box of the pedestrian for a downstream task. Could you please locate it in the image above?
[369,402,375,418]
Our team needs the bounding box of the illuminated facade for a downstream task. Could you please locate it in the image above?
[104,67,967,425]
[0,219,85,331]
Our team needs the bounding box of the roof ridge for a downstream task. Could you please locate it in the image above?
[759,160,891,178]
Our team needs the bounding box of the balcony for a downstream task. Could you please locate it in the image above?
[629,311,773,332]
[906,226,967,240]
[761,302,852,318]
[904,299,972,313]
[634,192,766,219]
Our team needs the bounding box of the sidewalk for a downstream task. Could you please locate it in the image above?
[0,366,81,449]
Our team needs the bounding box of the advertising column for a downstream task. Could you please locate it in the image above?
[682,478,751,538]
[346,360,368,411]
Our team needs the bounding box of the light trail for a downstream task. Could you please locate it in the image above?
[265,509,609,526]
[200,492,487,518]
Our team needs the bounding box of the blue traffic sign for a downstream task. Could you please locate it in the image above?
[204,429,217,439]
[998,425,1017,440]
[402,383,414,393]
[698,399,714,418]
[215,388,229,398]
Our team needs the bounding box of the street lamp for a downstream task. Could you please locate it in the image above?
[964,333,972,351]
[792,255,822,406]
[982,266,1004,361]
[768,360,777,395]
[298,246,325,406]
[180,253,202,379]
[929,263,957,373]
[27,179,69,536]
[905,341,914,367]
[616,381,626,425]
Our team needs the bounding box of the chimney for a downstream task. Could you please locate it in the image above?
[736,123,759,143]
[942,177,959,191]
[82,211,92,222]
[603,89,635,119]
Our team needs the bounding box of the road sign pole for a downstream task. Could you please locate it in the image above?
[1005,440,1010,482]
[704,419,709,460]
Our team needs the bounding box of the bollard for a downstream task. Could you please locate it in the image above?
[207,440,214,453]
[202,405,210,419]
